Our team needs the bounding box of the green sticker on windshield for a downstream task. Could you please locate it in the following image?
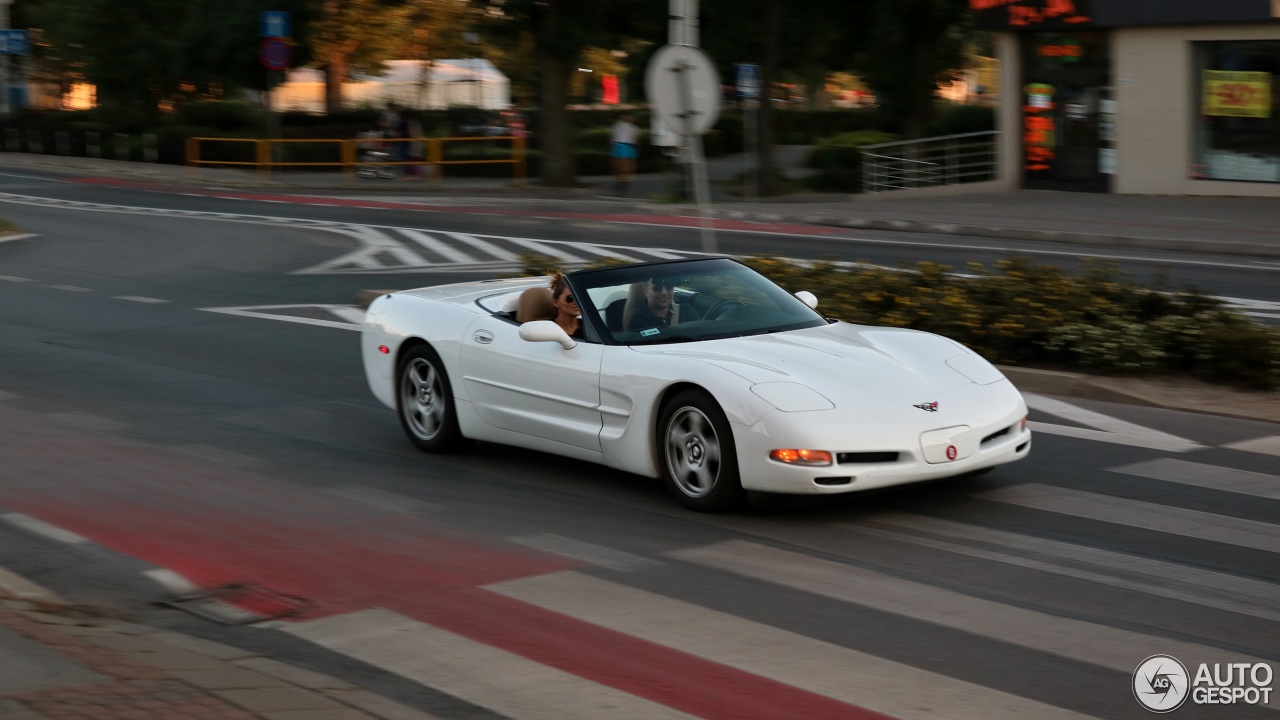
[640,328,660,337]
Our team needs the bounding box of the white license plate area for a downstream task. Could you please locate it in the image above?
[920,425,976,464]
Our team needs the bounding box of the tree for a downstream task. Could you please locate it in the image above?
[854,0,969,138]
[309,0,417,113]
[478,0,658,186]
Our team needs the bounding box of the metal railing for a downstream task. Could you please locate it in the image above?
[861,130,998,193]
[186,135,527,185]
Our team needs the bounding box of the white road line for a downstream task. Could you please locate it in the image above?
[46,284,93,292]
[441,231,520,262]
[558,242,640,262]
[397,228,476,264]
[199,305,361,331]
[1025,393,1201,452]
[487,571,1093,720]
[0,275,32,282]
[326,306,366,325]
[978,483,1280,553]
[114,295,170,304]
[2,513,89,544]
[285,608,699,720]
[1110,458,1280,499]
[0,232,38,244]
[508,534,659,572]
[846,514,1280,622]
[492,235,586,264]
[1224,436,1280,458]
[671,540,1273,674]
[143,568,202,595]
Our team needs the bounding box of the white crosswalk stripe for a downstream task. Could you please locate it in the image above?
[487,571,1094,720]
[1025,393,1201,452]
[978,483,1280,553]
[1111,458,1280,499]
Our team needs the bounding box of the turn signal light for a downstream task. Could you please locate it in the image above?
[378,345,390,354]
[1021,416,1027,430]
[769,449,833,466]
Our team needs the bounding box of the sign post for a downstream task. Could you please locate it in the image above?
[735,63,760,202]
[259,13,292,169]
[646,0,721,252]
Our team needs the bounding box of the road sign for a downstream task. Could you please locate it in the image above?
[645,44,721,137]
[0,30,30,56]
[259,37,292,71]
[735,63,760,98]
[260,11,290,38]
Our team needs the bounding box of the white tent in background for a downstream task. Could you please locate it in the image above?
[271,59,510,113]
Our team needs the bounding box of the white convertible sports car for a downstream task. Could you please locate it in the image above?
[362,257,1030,511]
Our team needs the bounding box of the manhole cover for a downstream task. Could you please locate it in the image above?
[161,584,313,625]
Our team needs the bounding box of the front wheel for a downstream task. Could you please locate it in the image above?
[397,344,466,452]
[658,390,743,512]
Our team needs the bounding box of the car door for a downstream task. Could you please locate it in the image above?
[460,315,604,451]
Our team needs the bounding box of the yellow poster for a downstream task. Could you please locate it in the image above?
[1203,71,1272,118]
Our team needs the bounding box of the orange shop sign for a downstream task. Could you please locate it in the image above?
[969,0,1091,27]
[1203,71,1272,118]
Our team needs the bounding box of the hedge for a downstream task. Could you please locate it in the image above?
[520,254,1280,389]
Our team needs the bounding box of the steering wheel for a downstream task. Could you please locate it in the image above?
[704,299,744,320]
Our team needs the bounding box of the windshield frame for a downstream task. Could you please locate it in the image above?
[566,257,827,346]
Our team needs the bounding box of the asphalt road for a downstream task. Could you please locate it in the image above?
[1,169,1279,719]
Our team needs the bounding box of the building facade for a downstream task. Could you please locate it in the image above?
[977,0,1280,195]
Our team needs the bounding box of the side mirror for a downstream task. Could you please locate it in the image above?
[795,291,818,310]
[518,320,577,350]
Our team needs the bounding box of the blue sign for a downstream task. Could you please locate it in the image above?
[735,63,760,98]
[260,11,290,38]
[0,30,30,56]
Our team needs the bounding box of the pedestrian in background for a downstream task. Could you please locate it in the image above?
[404,116,425,181]
[610,115,639,196]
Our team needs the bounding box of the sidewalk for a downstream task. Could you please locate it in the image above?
[3,151,1279,258]
[0,570,437,720]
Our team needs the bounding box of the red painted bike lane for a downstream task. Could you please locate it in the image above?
[0,402,887,720]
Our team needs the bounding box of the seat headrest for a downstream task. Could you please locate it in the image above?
[516,286,557,323]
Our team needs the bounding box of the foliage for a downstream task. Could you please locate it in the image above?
[803,131,899,192]
[177,101,265,132]
[519,254,1280,389]
[926,102,996,137]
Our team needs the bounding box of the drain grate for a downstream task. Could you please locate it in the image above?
[161,583,313,625]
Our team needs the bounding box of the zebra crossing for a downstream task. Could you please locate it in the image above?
[255,388,1280,719]
[294,225,699,275]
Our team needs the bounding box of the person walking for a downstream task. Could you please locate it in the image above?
[610,114,639,196]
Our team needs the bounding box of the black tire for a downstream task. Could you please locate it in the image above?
[396,344,466,453]
[657,390,743,512]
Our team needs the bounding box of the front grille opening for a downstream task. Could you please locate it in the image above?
[981,426,1012,445]
[1016,441,1029,453]
[815,476,854,486]
[837,451,900,464]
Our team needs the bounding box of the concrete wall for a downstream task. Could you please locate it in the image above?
[1113,23,1280,196]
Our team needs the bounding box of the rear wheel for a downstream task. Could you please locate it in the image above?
[397,344,465,452]
[658,390,743,512]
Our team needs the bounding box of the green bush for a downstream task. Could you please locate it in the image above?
[804,130,899,192]
[177,101,264,132]
[926,103,996,137]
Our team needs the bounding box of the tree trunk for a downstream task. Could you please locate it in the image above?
[536,0,576,187]
[325,48,347,115]
[757,0,782,195]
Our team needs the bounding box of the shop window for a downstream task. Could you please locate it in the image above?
[1196,41,1280,183]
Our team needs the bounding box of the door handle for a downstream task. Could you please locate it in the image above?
[473,330,494,344]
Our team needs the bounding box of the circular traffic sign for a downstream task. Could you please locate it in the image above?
[645,45,721,137]
[259,37,293,71]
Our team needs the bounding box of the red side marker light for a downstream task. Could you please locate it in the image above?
[378,345,390,354]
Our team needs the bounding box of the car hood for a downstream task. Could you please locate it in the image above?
[631,323,995,404]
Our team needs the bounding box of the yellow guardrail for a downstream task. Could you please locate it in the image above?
[185,136,527,186]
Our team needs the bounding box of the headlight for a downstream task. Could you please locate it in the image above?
[769,449,833,466]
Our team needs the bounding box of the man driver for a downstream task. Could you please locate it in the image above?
[627,277,702,331]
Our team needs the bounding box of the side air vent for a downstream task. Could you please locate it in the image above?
[981,426,1011,445]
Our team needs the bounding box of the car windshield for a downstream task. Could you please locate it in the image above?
[570,258,827,345]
